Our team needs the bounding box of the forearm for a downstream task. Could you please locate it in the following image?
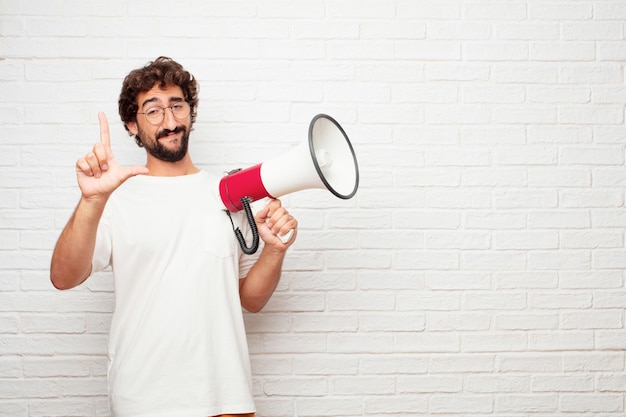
[50,197,107,290]
[239,245,287,313]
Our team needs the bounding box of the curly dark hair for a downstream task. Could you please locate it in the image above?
[118,56,199,147]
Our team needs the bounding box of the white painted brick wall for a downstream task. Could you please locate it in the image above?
[1,0,625,416]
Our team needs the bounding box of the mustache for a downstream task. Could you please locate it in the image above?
[156,125,186,140]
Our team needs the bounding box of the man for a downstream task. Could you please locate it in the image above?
[50,57,298,417]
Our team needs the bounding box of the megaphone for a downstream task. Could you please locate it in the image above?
[219,114,359,254]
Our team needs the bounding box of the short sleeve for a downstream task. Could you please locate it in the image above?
[91,203,112,274]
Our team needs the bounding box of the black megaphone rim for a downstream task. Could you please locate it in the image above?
[308,114,359,200]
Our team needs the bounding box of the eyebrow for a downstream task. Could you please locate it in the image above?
[141,96,184,109]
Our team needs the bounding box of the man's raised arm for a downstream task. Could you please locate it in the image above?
[50,113,148,290]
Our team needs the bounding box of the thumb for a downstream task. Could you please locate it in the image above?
[254,204,270,223]
[119,165,149,183]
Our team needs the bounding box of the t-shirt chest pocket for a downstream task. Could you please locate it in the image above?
[202,210,237,259]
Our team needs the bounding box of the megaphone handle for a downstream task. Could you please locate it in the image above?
[228,197,259,255]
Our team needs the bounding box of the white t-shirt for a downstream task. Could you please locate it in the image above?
[92,171,258,417]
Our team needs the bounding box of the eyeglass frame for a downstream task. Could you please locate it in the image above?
[136,101,191,125]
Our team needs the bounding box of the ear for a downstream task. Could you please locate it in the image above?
[126,121,138,136]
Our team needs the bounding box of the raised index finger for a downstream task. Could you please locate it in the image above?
[98,112,111,148]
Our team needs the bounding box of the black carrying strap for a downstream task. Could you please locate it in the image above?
[226,197,259,255]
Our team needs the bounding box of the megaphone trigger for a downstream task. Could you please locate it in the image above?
[278,229,295,244]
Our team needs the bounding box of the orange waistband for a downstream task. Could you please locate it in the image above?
[213,414,255,417]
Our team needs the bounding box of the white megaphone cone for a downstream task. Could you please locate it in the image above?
[219,114,359,254]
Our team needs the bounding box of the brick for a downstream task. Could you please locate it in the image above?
[291,313,357,333]
[495,394,557,412]
[0,401,27,416]
[430,394,493,413]
[431,353,494,373]
[559,105,624,125]
[262,334,327,354]
[294,354,359,375]
[328,333,394,353]
[496,23,559,40]
[395,249,459,270]
[398,1,461,19]
[359,354,427,375]
[21,314,86,334]
[467,375,529,393]
[359,312,425,332]
[495,271,558,289]
[462,251,527,271]
[426,312,490,331]
[561,309,624,329]
[496,353,562,373]
[529,292,592,310]
[560,230,623,249]
[528,250,591,270]
[327,292,395,312]
[560,393,624,412]
[527,125,593,143]
[426,271,489,290]
[0,356,22,378]
[398,375,461,393]
[596,330,626,350]
[493,231,559,250]
[530,42,596,61]
[563,352,624,372]
[495,313,559,330]
[331,376,395,395]
[562,22,623,41]
[559,271,623,289]
[427,21,491,40]
[463,333,528,352]
[22,357,90,378]
[464,41,529,61]
[264,377,327,396]
[426,63,490,81]
[331,1,394,18]
[395,333,460,353]
[597,374,626,392]
[297,397,362,416]
[290,270,357,291]
[27,398,96,417]
[528,331,595,351]
[528,3,592,20]
[464,2,526,19]
[532,374,593,392]
[396,292,461,311]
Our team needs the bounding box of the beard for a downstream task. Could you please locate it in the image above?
[137,125,190,163]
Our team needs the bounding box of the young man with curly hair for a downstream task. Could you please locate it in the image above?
[51,57,297,417]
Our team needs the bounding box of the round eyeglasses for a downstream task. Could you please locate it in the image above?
[137,102,191,125]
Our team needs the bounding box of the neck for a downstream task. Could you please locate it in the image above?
[145,153,200,177]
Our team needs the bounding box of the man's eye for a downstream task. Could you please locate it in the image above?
[172,103,184,111]
[145,108,161,116]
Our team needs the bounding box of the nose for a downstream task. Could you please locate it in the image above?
[162,106,178,130]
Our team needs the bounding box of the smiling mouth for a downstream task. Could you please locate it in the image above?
[157,126,185,140]
[160,133,179,141]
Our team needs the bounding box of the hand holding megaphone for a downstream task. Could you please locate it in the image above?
[254,199,298,246]
[220,114,359,254]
